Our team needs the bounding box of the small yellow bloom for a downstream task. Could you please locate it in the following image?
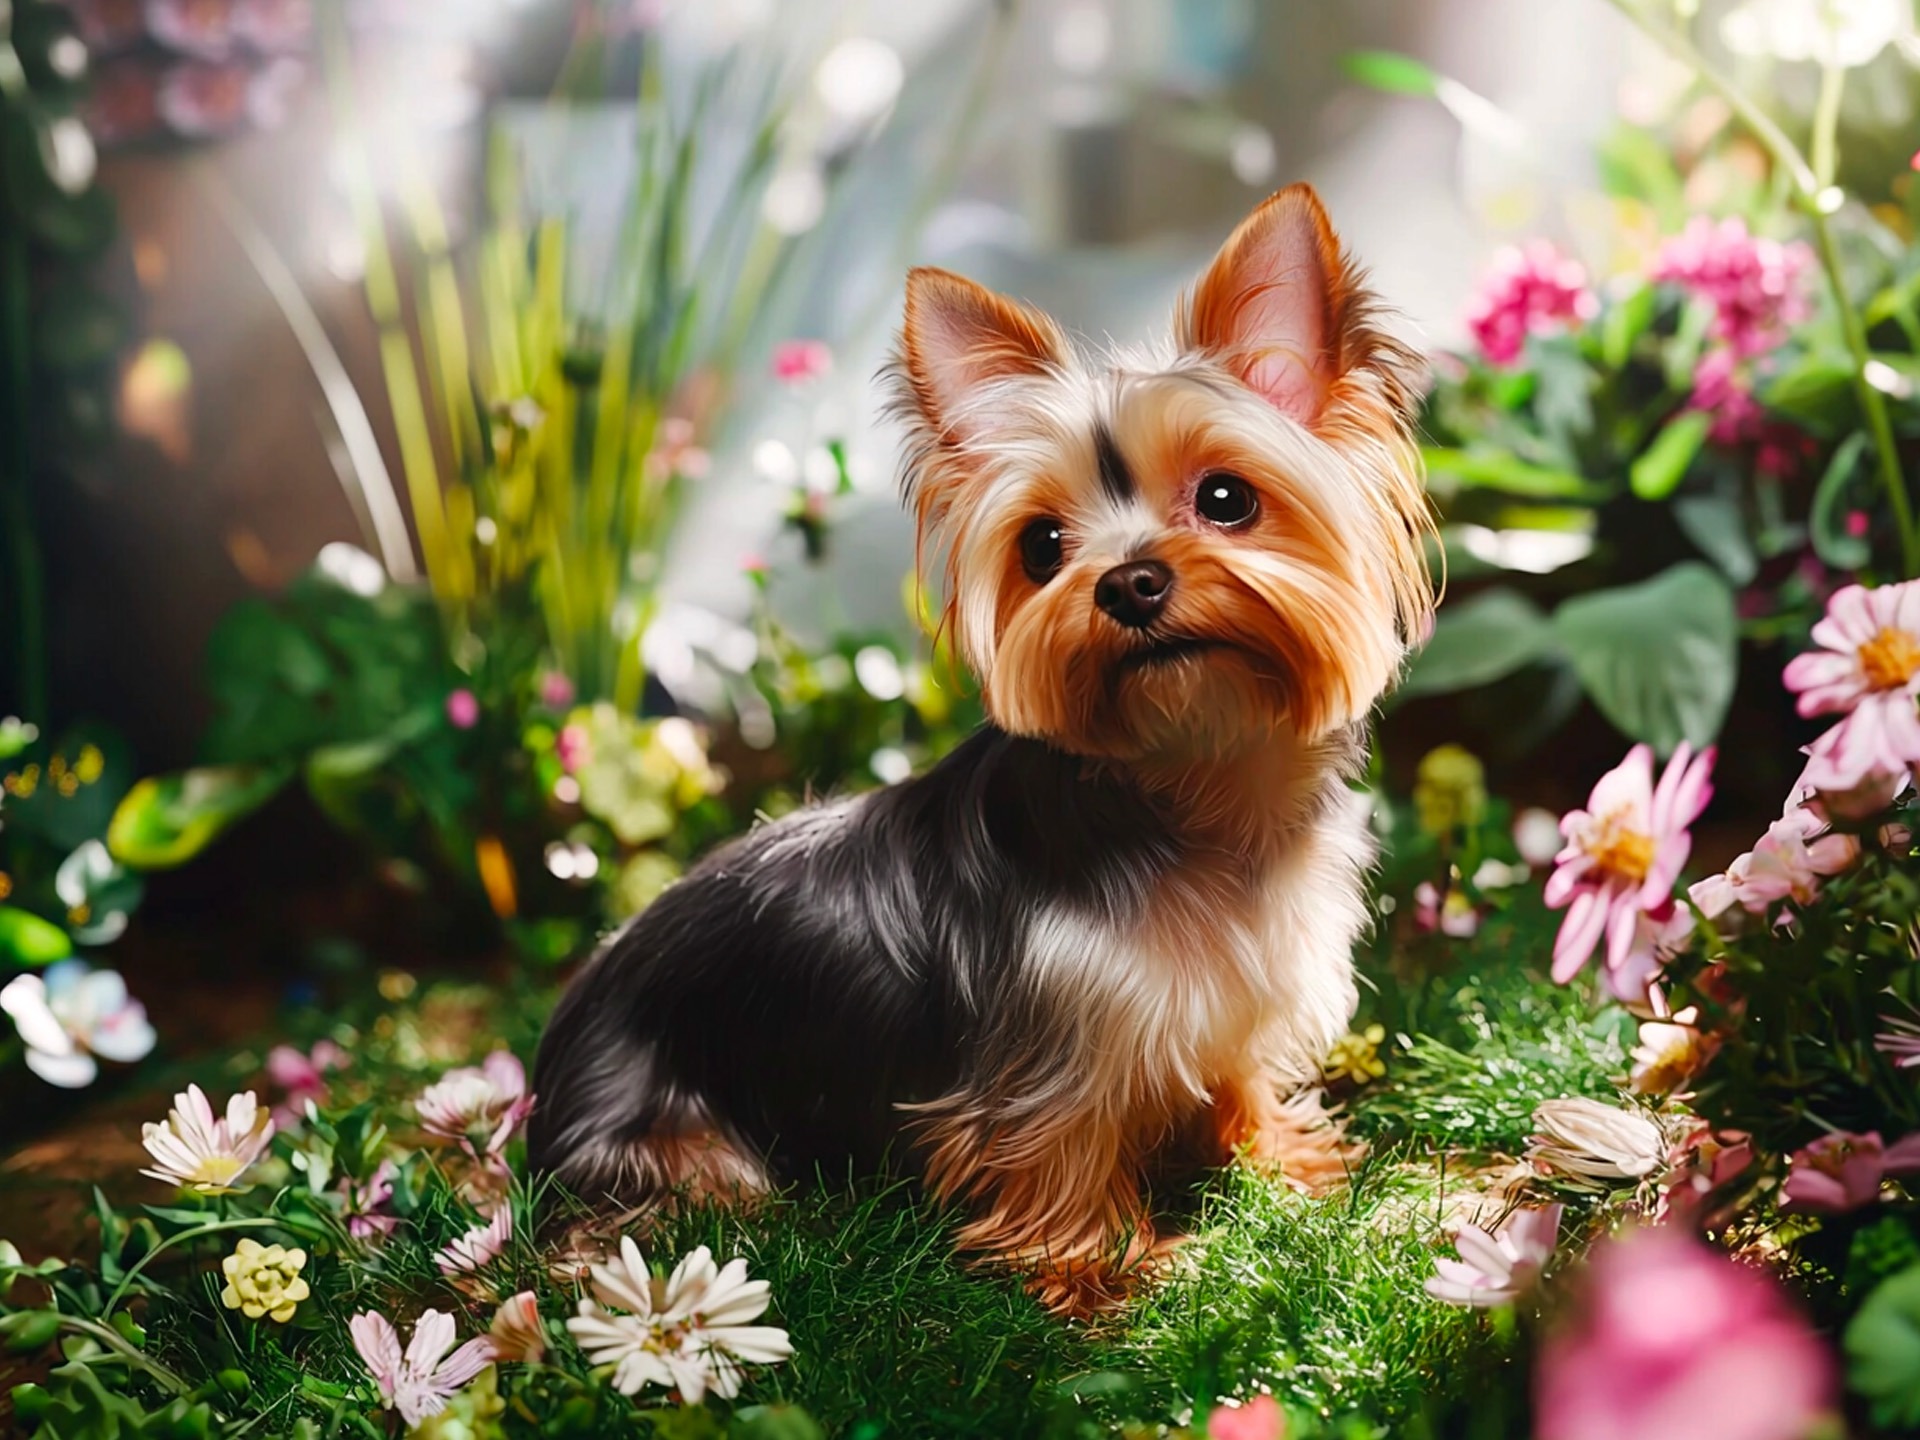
[1324,1024,1388,1085]
[219,1237,310,1323]
[1413,745,1488,838]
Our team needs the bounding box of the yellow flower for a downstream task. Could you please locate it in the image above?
[219,1238,310,1323]
[1413,745,1488,837]
[1324,1024,1388,1085]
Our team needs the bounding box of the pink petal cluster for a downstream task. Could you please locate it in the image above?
[1413,880,1481,938]
[1649,216,1812,358]
[265,1039,347,1128]
[1463,240,1599,365]
[350,1309,494,1427]
[437,1206,513,1276]
[445,689,480,730]
[1656,1125,1753,1228]
[339,1160,400,1240]
[1784,580,1920,793]
[555,723,591,776]
[1546,744,1714,999]
[1208,1394,1285,1440]
[1779,1130,1920,1215]
[1535,1227,1834,1440]
[1425,1204,1562,1308]
[771,339,833,384]
[539,671,575,709]
[415,1050,534,1157]
[1687,805,1858,920]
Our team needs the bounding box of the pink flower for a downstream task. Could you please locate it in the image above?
[771,339,833,384]
[436,1206,512,1276]
[1535,1227,1834,1440]
[486,1291,547,1364]
[1875,1015,1920,1070]
[1779,1130,1920,1215]
[1787,753,1910,824]
[644,417,710,481]
[265,1039,346,1127]
[1687,807,1857,920]
[1649,216,1813,359]
[1414,881,1481,938]
[1687,345,1767,445]
[1784,581,1920,791]
[446,689,480,730]
[1208,1394,1285,1440]
[539,672,575,709]
[340,1160,400,1240]
[1426,1204,1562,1308]
[350,1308,495,1427]
[147,0,238,59]
[555,723,590,775]
[1657,1125,1753,1228]
[415,1050,533,1156]
[1463,240,1598,365]
[1546,744,1714,990]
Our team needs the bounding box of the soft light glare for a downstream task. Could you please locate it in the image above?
[1457,524,1593,575]
[42,116,97,194]
[1865,359,1914,398]
[854,646,905,701]
[762,166,827,235]
[49,35,87,80]
[1052,3,1112,74]
[871,747,912,784]
[316,542,387,597]
[1229,125,1276,185]
[815,37,903,122]
[753,439,798,485]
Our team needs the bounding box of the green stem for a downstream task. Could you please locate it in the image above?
[1602,0,1917,576]
[102,1216,314,1318]
[51,1316,194,1396]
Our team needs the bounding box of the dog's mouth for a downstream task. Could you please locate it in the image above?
[1115,637,1228,673]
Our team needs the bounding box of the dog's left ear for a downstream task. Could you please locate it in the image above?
[1178,184,1359,426]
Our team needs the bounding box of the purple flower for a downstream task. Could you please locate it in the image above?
[340,1159,400,1240]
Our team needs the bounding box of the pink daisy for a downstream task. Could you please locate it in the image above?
[1784,581,1920,791]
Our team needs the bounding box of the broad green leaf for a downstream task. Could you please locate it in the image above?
[1340,50,1439,96]
[1600,282,1657,369]
[1762,354,1856,433]
[1672,493,1758,585]
[0,906,72,967]
[1810,431,1872,571]
[1630,410,1712,500]
[1422,447,1607,502]
[1551,562,1737,753]
[1399,589,1556,698]
[107,765,291,869]
[1847,1264,1920,1431]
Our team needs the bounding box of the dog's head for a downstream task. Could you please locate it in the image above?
[889,184,1434,762]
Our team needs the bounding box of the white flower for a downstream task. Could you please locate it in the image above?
[0,960,155,1087]
[1722,0,1915,68]
[415,1050,533,1155]
[436,1206,512,1276]
[350,1308,494,1427]
[139,1085,275,1193]
[565,1236,792,1402]
[1527,1097,1668,1182]
[1425,1204,1562,1307]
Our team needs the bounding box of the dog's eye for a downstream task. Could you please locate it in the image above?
[1196,474,1258,528]
[1019,518,1066,584]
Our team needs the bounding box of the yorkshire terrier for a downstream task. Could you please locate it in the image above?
[529,184,1434,1314]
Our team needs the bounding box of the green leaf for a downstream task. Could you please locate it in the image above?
[1762,354,1856,433]
[1551,562,1737,753]
[107,765,291,870]
[731,1407,826,1440]
[0,906,72,967]
[1399,589,1556,698]
[1595,124,1685,224]
[1422,447,1607,502]
[1810,431,1872,571]
[1847,1263,1920,1431]
[1341,50,1439,97]
[1630,410,1712,500]
[1672,494,1758,585]
[1600,282,1656,369]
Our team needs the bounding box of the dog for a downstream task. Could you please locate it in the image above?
[528,183,1433,1314]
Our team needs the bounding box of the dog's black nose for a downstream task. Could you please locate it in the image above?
[1094,560,1173,628]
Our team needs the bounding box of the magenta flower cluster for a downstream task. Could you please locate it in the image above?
[1649,216,1812,359]
[1463,240,1600,365]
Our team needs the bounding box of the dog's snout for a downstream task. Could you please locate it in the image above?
[1094,560,1173,629]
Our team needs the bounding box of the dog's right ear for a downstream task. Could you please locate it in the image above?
[897,267,1067,449]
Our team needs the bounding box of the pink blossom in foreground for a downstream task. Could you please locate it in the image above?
[266,1039,347,1127]
[436,1206,513,1276]
[486,1291,547,1364]
[1779,1130,1920,1215]
[1426,1204,1562,1308]
[1545,744,1714,991]
[415,1050,534,1156]
[1687,807,1858,920]
[1463,240,1599,365]
[340,1160,400,1241]
[445,689,480,730]
[350,1309,494,1427]
[772,339,833,383]
[1784,580,1920,791]
[1649,215,1813,358]
[1535,1227,1834,1440]
[1208,1394,1285,1440]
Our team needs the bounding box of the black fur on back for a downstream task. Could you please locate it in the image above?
[527,725,1182,1192]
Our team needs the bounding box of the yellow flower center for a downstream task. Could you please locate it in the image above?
[1860,627,1920,691]
[1587,818,1655,884]
[190,1155,247,1187]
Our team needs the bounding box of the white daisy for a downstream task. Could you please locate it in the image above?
[139,1084,275,1193]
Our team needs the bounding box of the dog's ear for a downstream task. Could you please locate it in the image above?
[898,267,1067,447]
[1177,184,1355,426]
